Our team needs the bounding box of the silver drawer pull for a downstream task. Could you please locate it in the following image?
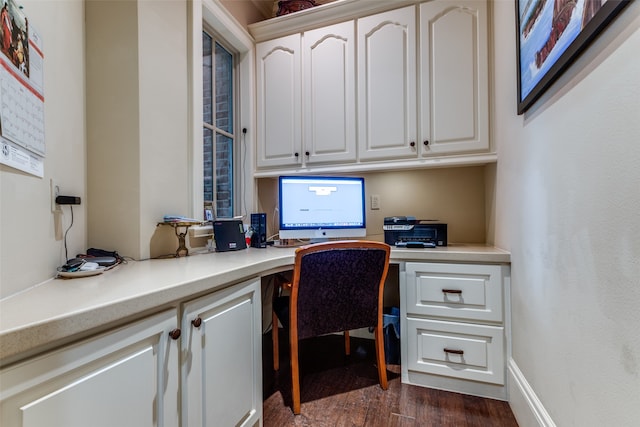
[442,289,462,294]
[444,348,464,355]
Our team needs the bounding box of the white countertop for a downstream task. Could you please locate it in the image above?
[0,244,509,365]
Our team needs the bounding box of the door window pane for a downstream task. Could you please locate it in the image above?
[215,42,233,133]
[203,31,235,219]
[215,133,234,218]
[203,33,213,125]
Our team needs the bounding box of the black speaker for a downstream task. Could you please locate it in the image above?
[250,213,267,248]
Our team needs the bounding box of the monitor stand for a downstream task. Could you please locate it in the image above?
[309,237,329,244]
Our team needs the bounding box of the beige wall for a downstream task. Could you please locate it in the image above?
[86,0,190,260]
[0,0,193,297]
[220,0,338,28]
[1,0,256,298]
[0,0,86,298]
[257,166,488,244]
[3,4,638,425]
[492,1,640,426]
[220,0,272,26]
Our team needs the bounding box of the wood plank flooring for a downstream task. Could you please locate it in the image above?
[263,332,519,426]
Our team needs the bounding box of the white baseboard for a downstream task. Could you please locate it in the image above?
[508,358,556,427]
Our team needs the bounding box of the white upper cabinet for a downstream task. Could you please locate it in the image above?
[419,0,489,155]
[256,34,302,168]
[254,0,492,174]
[357,6,417,161]
[303,21,357,165]
[256,21,356,169]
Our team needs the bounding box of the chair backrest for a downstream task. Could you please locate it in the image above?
[289,241,391,341]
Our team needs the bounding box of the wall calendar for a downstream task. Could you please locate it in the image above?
[0,0,44,177]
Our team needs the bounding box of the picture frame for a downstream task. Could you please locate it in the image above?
[515,0,630,114]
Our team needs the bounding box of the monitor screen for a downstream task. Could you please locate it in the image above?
[278,175,366,241]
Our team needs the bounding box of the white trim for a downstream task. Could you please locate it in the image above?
[508,358,557,427]
[202,0,254,51]
[253,153,498,178]
[190,0,257,221]
[188,1,203,219]
[248,0,420,42]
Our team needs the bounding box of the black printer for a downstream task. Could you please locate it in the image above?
[383,216,447,247]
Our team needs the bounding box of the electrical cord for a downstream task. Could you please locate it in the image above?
[272,206,279,238]
[63,205,74,262]
[240,127,248,219]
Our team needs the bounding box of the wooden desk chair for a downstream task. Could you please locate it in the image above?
[271,240,391,414]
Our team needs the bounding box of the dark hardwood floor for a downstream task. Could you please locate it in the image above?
[263,332,519,426]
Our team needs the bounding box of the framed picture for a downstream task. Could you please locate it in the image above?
[515,0,630,114]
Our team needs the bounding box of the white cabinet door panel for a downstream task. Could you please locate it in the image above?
[256,34,302,168]
[182,278,261,427]
[303,21,356,164]
[0,310,179,427]
[21,347,155,427]
[357,6,417,161]
[419,1,489,155]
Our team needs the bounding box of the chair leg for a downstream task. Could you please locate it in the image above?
[272,310,279,371]
[344,330,350,355]
[374,325,388,390]
[290,334,301,414]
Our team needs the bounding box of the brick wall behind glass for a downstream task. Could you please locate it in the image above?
[215,56,232,217]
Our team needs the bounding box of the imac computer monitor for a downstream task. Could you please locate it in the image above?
[278,175,366,241]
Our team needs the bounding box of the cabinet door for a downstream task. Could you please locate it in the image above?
[181,278,262,427]
[419,0,489,155]
[357,6,417,161]
[0,310,180,427]
[303,21,356,165]
[256,34,302,168]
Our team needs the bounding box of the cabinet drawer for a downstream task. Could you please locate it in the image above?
[406,318,504,385]
[406,263,503,322]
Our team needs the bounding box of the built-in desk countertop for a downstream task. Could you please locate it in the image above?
[0,244,509,365]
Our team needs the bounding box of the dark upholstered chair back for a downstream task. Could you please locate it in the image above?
[272,240,391,414]
[294,245,389,340]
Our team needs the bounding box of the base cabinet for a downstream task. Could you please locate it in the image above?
[0,310,180,427]
[181,278,262,427]
[0,278,263,427]
[401,262,510,400]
